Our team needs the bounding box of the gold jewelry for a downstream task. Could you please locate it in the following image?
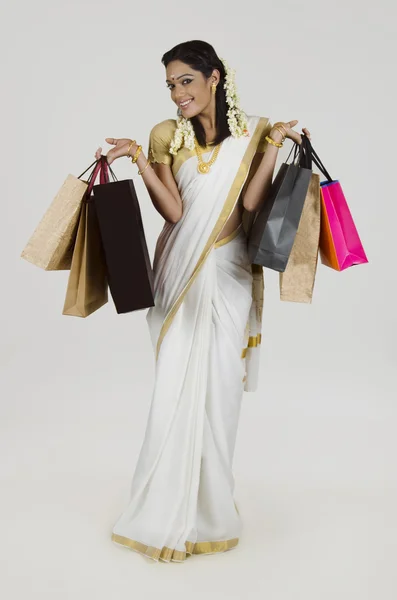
[138,158,151,176]
[127,140,136,157]
[211,83,217,95]
[274,122,288,136]
[131,145,142,163]
[274,127,286,141]
[265,135,283,148]
[194,138,222,174]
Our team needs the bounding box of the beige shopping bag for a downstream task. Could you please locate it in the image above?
[279,173,321,303]
[20,160,100,271]
[62,198,108,318]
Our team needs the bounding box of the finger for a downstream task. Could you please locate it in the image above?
[288,120,298,128]
[105,138,117,145]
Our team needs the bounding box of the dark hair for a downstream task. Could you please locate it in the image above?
[161,40,230,148]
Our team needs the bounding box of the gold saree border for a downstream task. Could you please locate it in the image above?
[111,532,239,562]
[241,333,262,358]
[156,117,270,360]
[248,333,262,348]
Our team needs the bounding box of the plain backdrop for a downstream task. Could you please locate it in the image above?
[1,0,396,598]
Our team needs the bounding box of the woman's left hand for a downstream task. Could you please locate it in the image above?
[271,120,311,145]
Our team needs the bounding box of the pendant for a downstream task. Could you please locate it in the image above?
[198,163,210,174]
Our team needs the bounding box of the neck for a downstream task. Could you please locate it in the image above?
[197,99,217,135]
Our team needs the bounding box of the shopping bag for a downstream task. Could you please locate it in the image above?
[20,160,101,271]
[62,159,109,317]
[247,139,313,271]
[279,167,321,303]
[92,156,155,313]
[306,137,368,271]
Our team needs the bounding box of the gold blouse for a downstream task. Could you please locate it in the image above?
[147,117,273,178]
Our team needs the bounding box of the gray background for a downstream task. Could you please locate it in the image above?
[1,0,396,597]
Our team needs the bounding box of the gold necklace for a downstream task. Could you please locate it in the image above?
[194,138,222,174]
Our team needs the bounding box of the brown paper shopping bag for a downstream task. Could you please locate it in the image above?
[279,172,321,303]
[62,193,108,318]
[20,160,101,271]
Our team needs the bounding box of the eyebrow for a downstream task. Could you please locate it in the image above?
[165,73,194,83]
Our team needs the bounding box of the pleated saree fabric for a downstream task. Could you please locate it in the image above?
[111,115,271,562]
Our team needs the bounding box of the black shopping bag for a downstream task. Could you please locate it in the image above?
[247,138,313,272]
[92,157,155,313]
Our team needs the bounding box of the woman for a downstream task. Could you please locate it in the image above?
[95,40,311,563]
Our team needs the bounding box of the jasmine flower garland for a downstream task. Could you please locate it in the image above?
[169,57,249,156]
[222,58,249,138]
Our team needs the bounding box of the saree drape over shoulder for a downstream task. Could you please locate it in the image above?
[111,115,272,562]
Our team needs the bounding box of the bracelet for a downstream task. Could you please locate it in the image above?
[131,145,142,163]
[273,127,286,141]
[265,135,283,148]
[274,122,288,137]
[127,140,136,157]
[138,158,151,176]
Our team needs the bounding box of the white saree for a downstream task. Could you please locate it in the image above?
[111,114,272,562]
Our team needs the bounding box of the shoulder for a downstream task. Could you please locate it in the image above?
[149,118,177,141]
[246,114,271,132]
[148,119,177,165]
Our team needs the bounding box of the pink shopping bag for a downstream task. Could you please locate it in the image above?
[319,180,368,270]
[304,135,368,271]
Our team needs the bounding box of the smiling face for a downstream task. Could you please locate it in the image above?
[165,60,218,118]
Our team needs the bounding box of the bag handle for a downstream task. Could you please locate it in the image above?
[286,136,309,167]
[298,135,313,169]
[99,155,118,184]
[100,157,107,185]
[77,160,98,179]
[77,155,118,184]
[85,160,103,196]
[285,135,334,182]
[83,156,119,199]
[286,140,298,163]
[302,135,334,182]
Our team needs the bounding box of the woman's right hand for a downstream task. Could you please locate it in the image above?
[94,138,137,165]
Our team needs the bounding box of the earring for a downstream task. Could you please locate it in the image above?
[177,106,182,117]
[211,83,217,95]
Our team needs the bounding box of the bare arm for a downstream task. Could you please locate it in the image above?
[134,149,182,224]
[242,121,311,213]
[242,146,279,212]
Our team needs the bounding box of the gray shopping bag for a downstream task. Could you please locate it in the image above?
[247,137,313,272]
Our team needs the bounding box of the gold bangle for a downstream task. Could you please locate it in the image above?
[131,145,142,163]
[274,122,288,137]
[265,135,283,148]
[274,127,286,141]
[127,140,136,157]
[138,158,151,176]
